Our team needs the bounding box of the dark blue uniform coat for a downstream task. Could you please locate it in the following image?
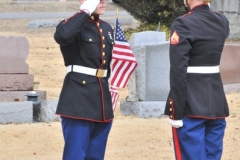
[54,11,114,122]
[164,4,230,120]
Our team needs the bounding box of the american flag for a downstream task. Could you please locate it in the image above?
[110,18,138,110]
[110,86,119,111]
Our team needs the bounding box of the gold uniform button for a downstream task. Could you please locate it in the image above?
[100,29,103,33]
[170,108,172,112]
[89,39,92,42]
[103,60,106,64]
[103,44,105,48]
[102,52,105,56]
[102,36,105,40]
[91,16,94,20]
[97,23,100,26]
[112,42,114,45]
[170,115,173,119]
[170,101,173,105]
[82,81,86,85]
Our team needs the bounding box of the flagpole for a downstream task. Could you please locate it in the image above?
[114,8,118,40]
[116,8,118,18]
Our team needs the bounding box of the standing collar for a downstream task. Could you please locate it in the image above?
[190,4,210,12]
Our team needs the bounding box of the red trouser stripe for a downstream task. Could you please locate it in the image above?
[172,128,182,160]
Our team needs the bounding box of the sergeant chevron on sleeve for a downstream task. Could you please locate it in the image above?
[164,0,230,159]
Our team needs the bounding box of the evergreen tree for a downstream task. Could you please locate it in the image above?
[119,0,188,28]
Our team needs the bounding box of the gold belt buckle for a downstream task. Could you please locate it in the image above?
[96,69,105,78]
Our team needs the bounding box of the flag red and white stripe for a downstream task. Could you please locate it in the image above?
[110,86,119,111]
[110,18,138,109]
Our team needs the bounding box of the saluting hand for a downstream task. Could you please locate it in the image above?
[80,0,100,15]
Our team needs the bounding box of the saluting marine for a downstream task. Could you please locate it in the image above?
[54,0,114,159]
[164,0,229,160]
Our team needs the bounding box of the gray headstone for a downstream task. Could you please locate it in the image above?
[129,31,166,46]
[129,35,170,101]
[28,20,58,29]
[120,31,170,118]
[223,83,240,94]
[0,74,34,91]
[210,0,240,38]
[126,71,138,101]
[0,36,29,74]
[0,101,32,123]
[38,100,59,122]
[120,101,166,118]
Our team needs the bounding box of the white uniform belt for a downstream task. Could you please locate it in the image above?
[67,65,107,78]
[187,66,219,73]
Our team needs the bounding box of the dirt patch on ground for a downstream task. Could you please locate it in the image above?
[0,1,240,160]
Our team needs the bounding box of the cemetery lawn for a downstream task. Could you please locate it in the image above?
[0,1,240,159]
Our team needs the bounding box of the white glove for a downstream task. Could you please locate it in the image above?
[80,0,100,15]
[168,118,183,128]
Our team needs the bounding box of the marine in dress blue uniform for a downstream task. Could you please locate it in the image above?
[164,0,230,159]
[54,0,114,159]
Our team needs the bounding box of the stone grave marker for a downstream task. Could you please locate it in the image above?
[211,0,240,38]
[120,31,170,118]
[0,36,46,123]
